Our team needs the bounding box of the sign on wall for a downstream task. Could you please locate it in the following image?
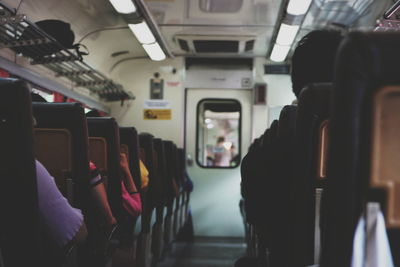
[150,78,164,99]
[143,100,171,120]
[185,68,253,89]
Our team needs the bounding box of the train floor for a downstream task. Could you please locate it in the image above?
[158,237,246,267]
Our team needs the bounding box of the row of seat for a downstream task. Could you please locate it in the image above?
[0,79,191,267]
[241,31,400,267]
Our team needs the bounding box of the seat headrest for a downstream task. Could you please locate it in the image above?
[297,83,332,121]
[336,32,400,88]
[32,102,85,127]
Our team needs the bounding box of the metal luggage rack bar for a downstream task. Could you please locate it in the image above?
[0,2,134,102]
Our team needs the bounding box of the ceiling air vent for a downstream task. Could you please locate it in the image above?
[193,40,239,53]
[178,39,189,52]
[175,34,256,54]
[264,64,290,75]
[245,40,254,52]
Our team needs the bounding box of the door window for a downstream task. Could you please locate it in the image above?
[197,99,241,168]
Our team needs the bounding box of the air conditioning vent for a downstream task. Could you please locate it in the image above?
[178,39,189,52]
[193,40,239,53]
[245,40,254,52]
[175,34,256,54]
[264,64,290,75]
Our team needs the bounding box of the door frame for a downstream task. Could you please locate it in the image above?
[184,87,253,155]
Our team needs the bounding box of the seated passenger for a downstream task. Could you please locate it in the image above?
[84,110,141,218]
[291,29,343,98]
[139,159,149,192]
[36,160,87,246]
[89,161,117,228]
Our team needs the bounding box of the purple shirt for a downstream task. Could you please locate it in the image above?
[35,160,84,247]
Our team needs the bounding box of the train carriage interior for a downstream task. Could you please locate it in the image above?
[1,0,400,267]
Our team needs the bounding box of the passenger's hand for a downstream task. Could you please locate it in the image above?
[109,216,117,226]
[120,153,129,171]
[104,216,117,238]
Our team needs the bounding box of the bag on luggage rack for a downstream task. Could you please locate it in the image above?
[16,19,88,60]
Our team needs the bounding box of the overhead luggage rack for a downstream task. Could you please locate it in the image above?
[0,2,134,102]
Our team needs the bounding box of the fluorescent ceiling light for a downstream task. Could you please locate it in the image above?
[129,22,156,44]
[142,42,166,61]
[276,23,300,46]
[287,0,313,15]
[270,44,291,62]
[108,0,136,14]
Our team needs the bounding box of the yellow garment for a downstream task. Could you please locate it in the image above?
[139,160,149,189]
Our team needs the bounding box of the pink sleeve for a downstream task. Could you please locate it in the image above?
[121,181,142,218]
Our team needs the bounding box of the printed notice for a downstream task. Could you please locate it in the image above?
[143,109,171,120]
[144,100,170,109]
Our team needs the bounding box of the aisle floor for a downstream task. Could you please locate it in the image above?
[158,237,246,267]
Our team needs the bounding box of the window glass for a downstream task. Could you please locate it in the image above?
[197,99,241,168]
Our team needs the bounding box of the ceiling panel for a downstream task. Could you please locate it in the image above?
[145,0,282,57]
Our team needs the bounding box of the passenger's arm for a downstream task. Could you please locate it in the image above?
[89,162,117,227]
[120,153,138,194]
[35,160,87,247]
[119,153,142,217]
[90,183,117,226]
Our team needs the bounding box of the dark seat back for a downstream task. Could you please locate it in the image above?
[291,83,332,267]
[32,102,90,209]
[240,130,268,226]
[87,117,123,221]
[270,105,298,267]
[0,79,42,267]
[163,141,177,205]
[34,128,73,202]
[119,127,142,247]
[177,148,186,189]
[153,138,167,208]
[120,127,142,190]
[139,133,156,232]
[257,120,279,229]
[321,32,400,267]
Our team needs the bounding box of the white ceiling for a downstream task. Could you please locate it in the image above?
[1,0,394,72]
